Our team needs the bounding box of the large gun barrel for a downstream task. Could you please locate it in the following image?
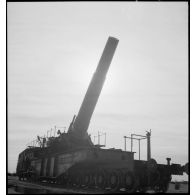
[68,37,119,139]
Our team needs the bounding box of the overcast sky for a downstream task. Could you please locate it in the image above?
[8,2,188,180]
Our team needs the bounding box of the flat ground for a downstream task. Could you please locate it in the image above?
[167,183,188,193]
[8,176,188,194]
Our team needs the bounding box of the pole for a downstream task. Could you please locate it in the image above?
[138,139,140,160]
[124,136,127,151]
[105,133,106,146]
[43,135,46,147]
[98,131,100,145]
[131,134,133,152]
[54,126,56,137]
[50,128,52,137]
[146,131,151,161]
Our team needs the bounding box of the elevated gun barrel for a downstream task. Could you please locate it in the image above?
[69,37,119,138]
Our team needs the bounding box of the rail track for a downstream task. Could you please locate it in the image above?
[8,176,146,194]
[8,176,188,194]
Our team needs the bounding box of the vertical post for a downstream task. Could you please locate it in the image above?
[131,134,133,152]
[138,139,140,160]
[54,126,56,137]
[105,133,106,146]
[124,136,127,151]
[44,135,46,147]
[166,158,171,166]
[50,128,52,137]
[146,131,151,161]
[98,131,100,145]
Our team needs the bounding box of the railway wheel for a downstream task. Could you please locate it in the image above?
[75,173,82,187]
[70,173,77,187]
[153,174,171,193]
[138,187,147,193]
[116,169,124,190]
[26,172,30,181]
[89,171,96,187]
[61,174,68,186]
[160,182,169,193]
[150,170,161,187]
[109,171,120,190]
[83,172,90,187]
[56,176,62,185]
[160,176,171,193]
[124,171,135,192]
[79,172,85,187]
[60,176,64,185]
[30,173,36,182]
[96,170,106,189]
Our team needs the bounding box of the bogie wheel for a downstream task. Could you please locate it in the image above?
[31,173,37,182]
[153,175,171,193]
[79,172,84,187]
[109,171,120,190]
[124,171,135,192]
[96,170,106,189]
[83,172,90,187]
[150,170,161,187]
[57,174,64,185]
[66,174,73,187]
[70,173,77,187]
[59,176,64,185]
[154,183,168,193]
[153,185,162,193]
[138,187,147,193]
[75,173,82,188]
[116,170,124,190]
[89,172,96,187]
[160,179,170,193]
[56,177,61,185]
[63,174,69,186]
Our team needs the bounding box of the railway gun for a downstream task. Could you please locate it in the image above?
[16,37,188,193]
